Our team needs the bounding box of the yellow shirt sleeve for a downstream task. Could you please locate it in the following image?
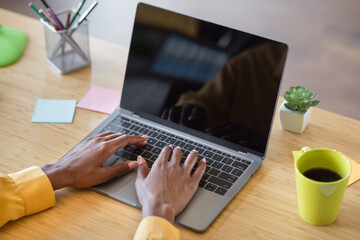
[0,166,56,227]
[133,216,180,240]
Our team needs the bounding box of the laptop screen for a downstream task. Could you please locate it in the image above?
[121,3,288,157]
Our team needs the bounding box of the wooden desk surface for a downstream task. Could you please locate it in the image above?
[1,8,359,239]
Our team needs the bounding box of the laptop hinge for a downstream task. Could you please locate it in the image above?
[244,152,263,161]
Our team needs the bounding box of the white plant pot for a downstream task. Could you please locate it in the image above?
[279,101,313,134]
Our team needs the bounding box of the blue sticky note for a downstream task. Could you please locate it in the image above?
[32,99,77,123]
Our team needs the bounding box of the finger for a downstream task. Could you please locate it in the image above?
[184,150,198,173]
[103,132,124,141]
[156,145,173,164]
[168,106,181,123]
[170,146,182,165]
[136,156,149,181]
[94,131,115,138]
[179,104,192,125]
[161,108,169,119]
[188,106,203,121]
[192,158,206,183]
[103,160,138,180]
[108,135,147,151]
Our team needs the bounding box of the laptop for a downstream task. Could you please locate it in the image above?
[73,3,288,232]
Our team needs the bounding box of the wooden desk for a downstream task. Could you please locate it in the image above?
[1,9,359,239]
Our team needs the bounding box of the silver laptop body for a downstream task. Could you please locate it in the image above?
[69,3,288,232]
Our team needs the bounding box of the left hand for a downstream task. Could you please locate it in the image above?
[41,132,147,190]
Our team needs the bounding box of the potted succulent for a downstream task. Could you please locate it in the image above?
[279,86,320,133]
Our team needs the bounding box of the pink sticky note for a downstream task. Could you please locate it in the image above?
[77,86,121,114]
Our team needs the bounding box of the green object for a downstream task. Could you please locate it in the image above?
[284,86,320,113]
[295,147,351,225]
[0,25,27,67]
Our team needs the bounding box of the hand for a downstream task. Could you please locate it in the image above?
[135,146,206,224]
[41,132,147,190]
[161,104,208,131]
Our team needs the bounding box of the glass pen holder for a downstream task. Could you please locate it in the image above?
[41,10,91,74]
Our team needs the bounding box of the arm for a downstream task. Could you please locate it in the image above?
[0,132,147,228]
[134,146,206,239]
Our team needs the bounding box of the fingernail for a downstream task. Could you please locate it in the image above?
[202,158,206,163]
[141,135,148,139]
[176,146,181,149]
[192,149,197,152]
[137,155,145,164]
[169,145,173,149]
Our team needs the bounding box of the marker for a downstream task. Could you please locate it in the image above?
[40,0,65,29]
[47,8,64,30]
[69,0,87,27]
[39,9,59,30]
[29,2,47,21]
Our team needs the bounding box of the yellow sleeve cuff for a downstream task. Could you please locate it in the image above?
[134,216,180,240]
[8,166,56,215]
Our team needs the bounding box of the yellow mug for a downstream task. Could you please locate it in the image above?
[295,147,351,225]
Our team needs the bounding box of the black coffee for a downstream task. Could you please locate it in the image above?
[302,168,342,182]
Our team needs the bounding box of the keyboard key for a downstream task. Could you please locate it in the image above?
[184,144,193,151]
[157,134,167,141]
[222,158,233,165]
[221,165,233,173]
[199,180,207,188]
[174,141,186,147]
[150,155,157,161]
[215,187,227,195]
[202,173,210,180]
[155,141,166,148]
[138,128,150,134]
[122,122,131,128]
[147,131,158,138]
[203,151,214,158]
[213,154,223,161]
[124,145,136,152]
[204,183,217,192]
[232,161,249,171]
[127,154,137,160]
[152,147,162,155]
[115,150,128,158]
[131,125,140,131]
[231,169,244,177]
[143,145,153,152]
[209,168,220,176]
[208,176,233,189]
[142,151,153,159]
[218,172,238,183]
[133,148,143,155]
[147,138,157,145]
[211,162,224,169]
[242,159,251,165]
[165,137,177,144]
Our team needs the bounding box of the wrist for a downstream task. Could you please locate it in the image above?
[142,201,176,224]
[40,163,72,191]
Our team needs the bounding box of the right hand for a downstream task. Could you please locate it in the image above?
[135,146,206,224]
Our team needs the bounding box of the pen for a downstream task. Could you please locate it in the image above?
[75,1,98,27]
[65,10,72,29]
[69,0,87,27]
[40,0,65,29]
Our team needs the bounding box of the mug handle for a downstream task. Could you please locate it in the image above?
[301,147,312,153]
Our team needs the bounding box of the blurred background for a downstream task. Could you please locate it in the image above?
[1,0,359,120]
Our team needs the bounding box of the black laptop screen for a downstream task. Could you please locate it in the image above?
[121,3,288,157]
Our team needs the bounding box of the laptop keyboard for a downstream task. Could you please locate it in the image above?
[101,116,252,196]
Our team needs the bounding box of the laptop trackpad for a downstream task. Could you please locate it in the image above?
[91,169,141,208]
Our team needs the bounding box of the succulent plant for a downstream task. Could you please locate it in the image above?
[284,86,320,113]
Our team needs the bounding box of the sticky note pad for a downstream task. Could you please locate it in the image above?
[76,86,121,114]
[32,99,77,123]
[293,151,360,186]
